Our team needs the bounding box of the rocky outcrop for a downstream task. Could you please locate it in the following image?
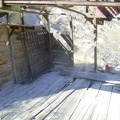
[49,7,120,72]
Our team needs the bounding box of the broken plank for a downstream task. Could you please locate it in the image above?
[34,79,87,120]
[53,32,71,51]
[20,78,68,120]
[61,69,120,85]
[51,80,91,120]
[0,72,59,109]
[96,84,113,120]
[0,0,3,8]
[3,76,68,120]
[27,79,87,120]
[69,81,102,120]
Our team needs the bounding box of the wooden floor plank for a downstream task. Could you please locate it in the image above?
[0,81,13,93]
[81,83,113,120]
[0,72,58,109]
[107,85,120,120]
[0,72,60,118]
[50,80,91,120]
[11,77,68,120]
[61,69,120,84]
[0,76,46,107]
[0,82,20,99]
[96,84,112,120]
[29,79,88,120]
[69,81,102,120]
[0,72,58,98]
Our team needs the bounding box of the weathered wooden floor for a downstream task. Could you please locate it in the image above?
[0,71,120,120]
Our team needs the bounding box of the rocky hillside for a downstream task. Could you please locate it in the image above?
[49,6,120,72]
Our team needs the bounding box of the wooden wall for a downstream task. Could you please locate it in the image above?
[0,26,13,86]
[12,29,28,83]
[0,27,28,86]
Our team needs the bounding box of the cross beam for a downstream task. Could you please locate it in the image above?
[4,1,120,7]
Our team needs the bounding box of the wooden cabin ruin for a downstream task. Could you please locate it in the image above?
[0,0,120,120]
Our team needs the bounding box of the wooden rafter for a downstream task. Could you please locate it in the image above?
[57,6,88,18]
[3,1,120,7]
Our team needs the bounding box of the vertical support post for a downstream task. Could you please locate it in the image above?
[42,14,53,67]
[70,16,74,67]
[0,0,3,8]
[6,13,17,83]
[93,17,97,72]
[70,16,74,51]
[21,12,33,82]
[47,15,53,67]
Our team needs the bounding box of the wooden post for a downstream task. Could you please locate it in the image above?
[0,0,3,8]
[70,16,74,50]
[70,16,74,67]
[6,13,17,83]
[93,17,97,72]
[21,12,33,82]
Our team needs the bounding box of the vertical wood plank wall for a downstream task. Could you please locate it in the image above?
[0,26,13,86]
[0,28,52,85]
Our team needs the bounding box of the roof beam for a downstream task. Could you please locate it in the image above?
[4,1,120,7]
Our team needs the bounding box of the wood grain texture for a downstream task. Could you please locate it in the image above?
[0,71,120,120]
[0,27,12,86]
